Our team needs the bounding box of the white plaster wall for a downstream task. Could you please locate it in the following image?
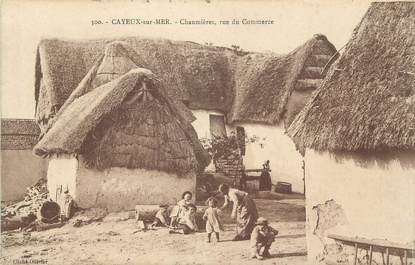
[46,155,78,201]
[46,156,195,212]
[1,150,49,201]
[191,110,228,140]
[305,149,415,263]
[230,122,304,193]
[191,110,305,192]
[76,160,196,212]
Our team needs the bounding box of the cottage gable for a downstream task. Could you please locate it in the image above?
[81,80,200,174]
[93,41,142,88]
[230,34,337,125]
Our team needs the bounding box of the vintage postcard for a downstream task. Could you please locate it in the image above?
[1,0,414,264]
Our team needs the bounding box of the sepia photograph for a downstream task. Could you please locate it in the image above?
[1,1,414,264]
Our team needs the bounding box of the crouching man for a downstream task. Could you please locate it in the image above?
[250,217,278,260]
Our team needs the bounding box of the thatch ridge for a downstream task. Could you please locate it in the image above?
[229,34,337,125]
[288,2,415,152]
[35,37,237,131]
[35,35,337,129]
[1,119,40,135]
[34,68,210,174]
[1,119,40,150]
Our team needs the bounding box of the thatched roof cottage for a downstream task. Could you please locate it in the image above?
[34,34,336,205]
[226,34,337,192]
[288,2,415,263]
[1,119,48,201]
[34,42,210,210]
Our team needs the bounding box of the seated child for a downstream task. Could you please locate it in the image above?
[169,204,198,235]
[203,197,223,242]
[151,204,170,228]
[250,217,278,260]
[169,191,193,227]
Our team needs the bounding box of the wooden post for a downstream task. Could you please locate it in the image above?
[404,250,407,265]
[354,243,358,265]
[386,247,389,265]
[369,245,373,265]
[302,160,306,195]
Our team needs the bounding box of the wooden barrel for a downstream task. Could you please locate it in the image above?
[38,201,60,223]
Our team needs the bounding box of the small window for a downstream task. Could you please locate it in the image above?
[209,114,227,138]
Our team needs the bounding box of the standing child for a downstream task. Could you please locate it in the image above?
[203,197,223,243]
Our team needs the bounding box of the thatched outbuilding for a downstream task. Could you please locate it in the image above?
[1,119,48,201]
[34,52,210,210]
[287,2,415,264]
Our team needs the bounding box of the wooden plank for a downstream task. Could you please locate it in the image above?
[328,234,415,251]
[404,250,408,265]
[244,169,264,173]
[244,175,261,181]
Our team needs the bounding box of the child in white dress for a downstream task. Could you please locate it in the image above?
[203,197,223,242]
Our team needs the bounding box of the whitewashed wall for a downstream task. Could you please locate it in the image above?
[305,149,415,263]
[191,110,305,193]
[76,159,195,212]
[46,155,78,203]
[191,110,231,171]
[46,156,195,212]
[230,122,304,193]
[191,110,229,139]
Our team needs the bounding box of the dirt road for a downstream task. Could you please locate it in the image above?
[1,198,306,265]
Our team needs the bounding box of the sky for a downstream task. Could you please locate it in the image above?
[0,0,371,119]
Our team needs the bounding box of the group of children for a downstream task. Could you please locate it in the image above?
[151,193,278,260]
[151,194,222,239]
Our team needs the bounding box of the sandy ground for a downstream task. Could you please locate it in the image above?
[1,198,306,265]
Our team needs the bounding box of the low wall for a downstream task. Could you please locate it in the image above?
[2,150,48,201]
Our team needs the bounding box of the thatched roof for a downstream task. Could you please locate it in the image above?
[35,35,336,130]
[1,119,40,150]
[34,69,211,174]
[288,2,415,152]
[229,34,337,124]
[35,37,235,131]
[43,40,195,134]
